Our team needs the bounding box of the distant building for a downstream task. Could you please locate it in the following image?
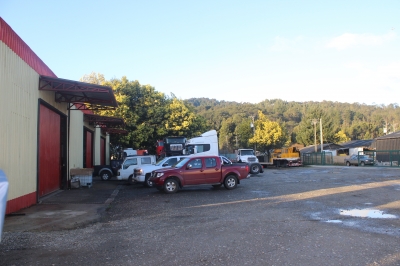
[337,139,375,156]
[374,131,400,150]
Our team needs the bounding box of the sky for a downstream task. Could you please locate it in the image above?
[1,1,400,106]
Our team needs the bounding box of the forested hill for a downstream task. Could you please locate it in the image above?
[184,97,400,148]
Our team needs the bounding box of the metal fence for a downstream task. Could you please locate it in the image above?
[302,152,333,165]
[362,150,400,167]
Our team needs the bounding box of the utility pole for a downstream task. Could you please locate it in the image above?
[320,118,323,153]
[311,119,318,152]
[249,116,256,151]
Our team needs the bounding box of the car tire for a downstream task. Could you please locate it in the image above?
[250,163,260,174]
[100,170,112,181]
[164,178,179,193]
[144,174,154,188]
[224,175,238,190]
[360,161,365,166]
[126,175,133,185]
[346,161,351,166]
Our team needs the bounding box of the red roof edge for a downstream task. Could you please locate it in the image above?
[0,17,57,78]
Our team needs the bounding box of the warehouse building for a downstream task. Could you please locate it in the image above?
[0,18,124,214]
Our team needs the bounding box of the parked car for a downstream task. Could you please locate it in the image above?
[149,155,251,193]
[133,155,187,187]
[117,155,156,181]
[93,159,123,181]
[345,155,374,166]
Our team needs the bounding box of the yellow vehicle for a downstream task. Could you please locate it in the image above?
[269,146,302,167]
[270,147,300,160]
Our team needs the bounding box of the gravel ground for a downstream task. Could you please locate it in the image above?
[1,166,400,266]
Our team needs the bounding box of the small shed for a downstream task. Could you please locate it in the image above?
[337,139,375,156]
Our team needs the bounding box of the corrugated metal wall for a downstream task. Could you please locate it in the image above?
[0,35,67,212]
[69,108,84,169]
[0,18,56,77]
[0,41,39,203]
[376,138,400,151]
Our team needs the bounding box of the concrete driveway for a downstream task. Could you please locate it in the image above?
[1,166,400,265]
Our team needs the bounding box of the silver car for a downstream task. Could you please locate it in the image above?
[345,155,374,166]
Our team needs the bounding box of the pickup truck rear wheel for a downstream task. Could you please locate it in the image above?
[164,179,179,193]
[100,170,112,181]
[224,175,238,190]
[346,161,351,166]
[250,164,260,174]
[144,174,154,188]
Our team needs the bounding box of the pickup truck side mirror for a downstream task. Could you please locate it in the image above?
[162,163,169,167]
[187,164,193,169]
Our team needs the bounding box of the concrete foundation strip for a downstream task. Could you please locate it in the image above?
[105,185,123,204]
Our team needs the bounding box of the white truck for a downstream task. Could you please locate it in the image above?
[183,131,262,174]
[133,155,187,187]
[117,155,156,182]
[236,149,259,163]
[184,130,219,156]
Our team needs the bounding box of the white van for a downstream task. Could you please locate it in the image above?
[117,155,156,181]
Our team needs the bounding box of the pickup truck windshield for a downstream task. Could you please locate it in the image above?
[240,150,254,156]
[155,157,169,166]
[174,157,190,168]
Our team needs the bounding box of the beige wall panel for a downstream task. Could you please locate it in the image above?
[94,127,101,165]
[69,106,84,169]
[38,90,68,115]
[106,134,110,165]
[0,42,40,201]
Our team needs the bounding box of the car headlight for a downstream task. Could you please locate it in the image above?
[156,172,164,178]
[135,169,143,175]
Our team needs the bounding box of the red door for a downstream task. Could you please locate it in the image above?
[38,104,61,197]
[85,130,93,168]
[182,158,205,185]
[203,157,221,183]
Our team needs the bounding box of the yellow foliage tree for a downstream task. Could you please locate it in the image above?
[249,110,289,152]
[334,130,350,143]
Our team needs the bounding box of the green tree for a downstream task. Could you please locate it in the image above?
[84,75,207,153]
[235,119,254,149]
[295,107,340,146]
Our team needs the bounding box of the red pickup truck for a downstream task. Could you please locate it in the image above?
[149,155,250,193]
